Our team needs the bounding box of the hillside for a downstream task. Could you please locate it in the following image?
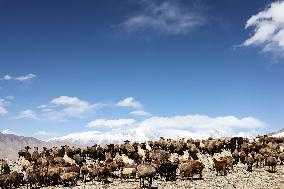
[0,133,68,160]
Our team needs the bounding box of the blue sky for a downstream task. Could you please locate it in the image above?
[1,0,284,140]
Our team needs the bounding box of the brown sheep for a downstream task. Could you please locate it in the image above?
[159,137,168,150]
[240,150,247,163]
[24,146,32,162]
[32,147,39,163]
[26,164,40,189]
[0,161,11,175]
[66,165,80,179]
[254,153,264,168]
[80,163,89,182]
[232,149,239,163]
[179,160,204,180]
[245,155,254,172]
[19,159,30,171]
[121,166,137,180]
[47,165,63,185]
[88,163,100,183]
[279,152,284,165]
[8,171,24,188]
[212,158,227,176]
[137,164,156,188]
[38,166,48,187]
[53,157,65,166]
[37,157,48,167]
[96,163,113,183]
[0,174,9,189]
[219,156,235,172]
[266,156,277,172]
[60,172,78,186]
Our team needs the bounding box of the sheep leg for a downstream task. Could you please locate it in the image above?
[139,177,142,188]
[149,177,152,188]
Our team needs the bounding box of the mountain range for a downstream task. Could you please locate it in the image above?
[1,128,283,160]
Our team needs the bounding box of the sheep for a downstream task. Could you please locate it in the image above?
[157,162,178,181]
[0,174,9,189]
[219,156,235,172]
[26,164,40,189]
[0,160,11,175]
[63,152,76,166]
[53,157,65,166]
[19,158,30,171]
[80,163,89,182]
[254,153,264,168]
[60,172,78,186]
[279,152,284,165]
[212,158,227,176]
[159,137,168,150]
[74,154,85,167]
[97,163,113,183]
[137,164,156,188]
[239,150,247,164]
[245,155,254,172]
[179,160,204,180]
[179,151,190,163]
[169,153,179,164]
[32,147,39,163]
[88,163,100,183]
[38,166,48,187]
[121,166,137,180]
[137,146,146,161]
[121,154,135,166]
[66,165,81,179]
[232,149,239,163]
[266,156,277,172]
[47,165,63,185]
[24,146,32,162]
[8,171,24,188]
[114,153,125,170]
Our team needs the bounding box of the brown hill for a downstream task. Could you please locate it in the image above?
[0,133,66,160]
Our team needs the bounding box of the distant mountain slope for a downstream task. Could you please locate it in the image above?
[0,133,68,160]
[0,132,48,160]
[268,128,284,137]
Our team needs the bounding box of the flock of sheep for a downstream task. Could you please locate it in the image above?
[0,135,284,188]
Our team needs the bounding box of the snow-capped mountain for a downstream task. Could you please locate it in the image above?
[48,127,253,146]
[270,128,284,137]
[48,128,160,146]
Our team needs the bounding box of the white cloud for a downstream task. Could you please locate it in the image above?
[42,96,95,121]
[34,130,56,136]
[0,106,8,115]
[16,109,38,120]
[0,98,9,115]
[120,0,205,35]
[1,74,37,82]
[86,118,136,128]
[5,96,14,100]
[51,114,266,144]
[139,115,265,130]
[130,110,152,117]
[243,1,284,55]
[117,97,142,109]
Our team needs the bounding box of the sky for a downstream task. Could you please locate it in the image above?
[1,0,284,141]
